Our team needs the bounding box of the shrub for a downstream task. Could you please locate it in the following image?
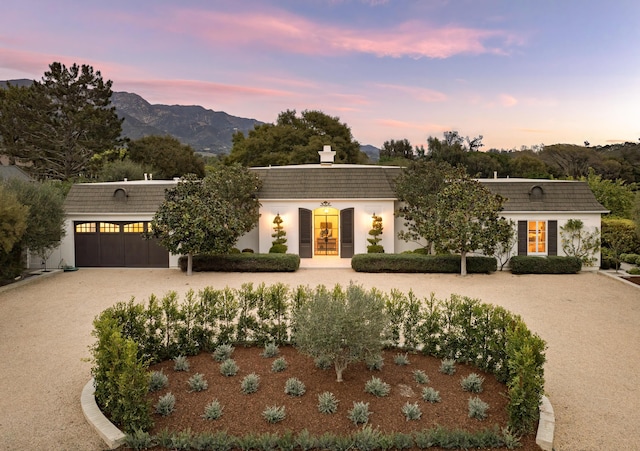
[241,248,254,253]
[149,370,169,392]
[461,373,485,393]
[421,387,441,403]
[212,344,234,362]
[173,355,190,372]
[202,399,223,420]
[219,359,239,377]
[439,359,456,375]
[262,405,286,424]
[187,373,208,392]
[628,267,640,275]
[261,342,279,358]
[317,391,339,414]
[347,401,371,425]
[394,352,410,365]
[284,377,306,396]
[241,373,260,394]
[412,369,430,385]
[155,392,176,416]
[401,402,422,421]
[364,376,391,397]
[314,355,332,370]
[468,396,489,420]
[178,253,300,272]
[509,255,582,274]
[365,354,384,371]
[351,253,497,273]
[124,429,154,449]
[271,357,288,373]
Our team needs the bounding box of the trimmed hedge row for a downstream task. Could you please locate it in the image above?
[178,253,300,272]
[351,253,497,273]
[91,283,546,436]
[510,256,582,274]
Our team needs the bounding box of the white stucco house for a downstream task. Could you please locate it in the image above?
[57,147,607,271]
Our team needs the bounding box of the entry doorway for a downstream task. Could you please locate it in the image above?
[314,206,339,256]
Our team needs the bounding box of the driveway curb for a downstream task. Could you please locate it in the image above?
[81,379,126,450]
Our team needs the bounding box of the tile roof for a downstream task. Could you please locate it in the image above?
[0,165,32,181]
[62,170,607,215]
[252,165,403,199]
[64,181,176,214]
[479,178,608,212]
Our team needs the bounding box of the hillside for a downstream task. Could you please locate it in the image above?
[1,79,379,159]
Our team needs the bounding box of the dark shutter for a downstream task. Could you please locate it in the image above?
[340,208,354,258]
[299,209,312,258]
[548,220,557,256]
[517,221,528,256]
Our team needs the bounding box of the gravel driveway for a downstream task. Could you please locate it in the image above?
[0,268,638,450]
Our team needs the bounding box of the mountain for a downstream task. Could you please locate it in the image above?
[2,79,377,159]
[111,92,263,155]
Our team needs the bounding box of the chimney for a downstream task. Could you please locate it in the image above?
[318,145,336,166]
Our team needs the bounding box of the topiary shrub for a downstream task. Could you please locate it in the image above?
[509,256,582,274]
[366,214,384,253]
[269,214,288,253]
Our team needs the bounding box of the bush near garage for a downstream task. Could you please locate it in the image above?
[177,253,300,272]
[351,253,497,273]
[509,256,582,274]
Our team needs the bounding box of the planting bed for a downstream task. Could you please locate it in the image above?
[145,346,538,449]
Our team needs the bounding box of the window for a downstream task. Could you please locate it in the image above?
[99,222,121,233]
[528,221,546,254]
[123,222,145,233]
[75,222,96,233]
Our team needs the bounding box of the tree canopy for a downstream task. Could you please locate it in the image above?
[127,135,205,179]
[226,109,367,167]
[148,166,261,275]
[395,160,507,275]
[0,62,123,180]
[0,184,28,254]
[293,283,387,382]
[4,179,67,267]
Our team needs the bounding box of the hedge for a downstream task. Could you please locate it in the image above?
[178,253,300,272]
[91,283,546,437]
[351,253,497,273]
[509,256,582,274]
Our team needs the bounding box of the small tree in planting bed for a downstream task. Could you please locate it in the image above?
[293,283,387,382]
[269,214,288,253]
[367,214,384,253]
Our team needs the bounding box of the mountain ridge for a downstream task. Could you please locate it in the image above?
[1,79,380,159]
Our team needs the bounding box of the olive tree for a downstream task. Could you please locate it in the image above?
[148,165,261,275]
[293,284,387,382]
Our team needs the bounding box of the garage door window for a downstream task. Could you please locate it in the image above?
[100,222,120,233]
[75,223,96,233]
[123,222,145,233]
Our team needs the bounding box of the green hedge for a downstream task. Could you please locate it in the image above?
[178,253,300,272]
[351,253,497,273]
[510,256,582,274]
[91,283,545,437]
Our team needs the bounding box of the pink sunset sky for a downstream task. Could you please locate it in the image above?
[1,0,639,150]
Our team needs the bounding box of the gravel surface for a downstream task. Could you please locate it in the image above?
[0,268,638,451]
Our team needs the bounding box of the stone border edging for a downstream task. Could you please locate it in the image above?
[82,378,554,450]
[598,269,640,289]
[0,269,62,294]
[536,395,555,450]
[81,379,125,449]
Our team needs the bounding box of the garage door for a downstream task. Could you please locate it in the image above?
[74,221,169,267]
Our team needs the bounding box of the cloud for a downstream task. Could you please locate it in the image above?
[155,8,522,59]
[374,83,447,102]
[499,94,518,107]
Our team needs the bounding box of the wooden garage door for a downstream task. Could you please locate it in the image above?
[74,221,168,267]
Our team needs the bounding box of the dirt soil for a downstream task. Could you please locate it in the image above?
[0,268,639,451]
[146,347,537,449]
